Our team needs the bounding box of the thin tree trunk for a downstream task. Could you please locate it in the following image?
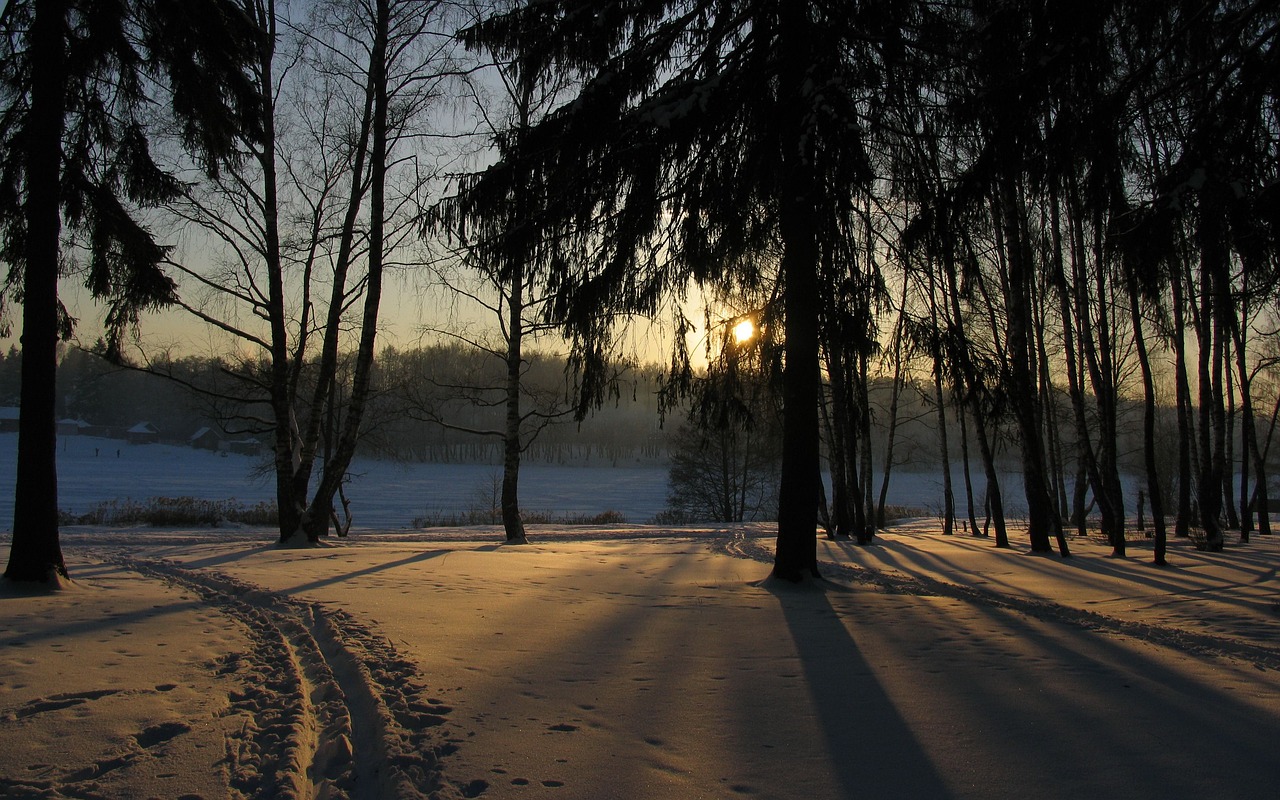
[1238,359,1252,544]
[502,269,528,543]
[247,0,309,543]
[823,348,852,539]
[289,32,377,542]
[1196,198,1228,551]
[941,240,1006,547]
[925,259,955,536]
[972,397,1010,548]
[302,0,390,541]
[496,70,541,545]
[997,176,1062,555]
[956,394,980,537]
[1231,313,1268,540]
[1171,258,1194,539]
[1043,198,1086,540]
[1060,184,1123,554]
[819,378,849,538]
[1223,334,1239,533]
[876,313,908,529]
[857,350,874,544]
[1126,270,1167,564]
[1030,245,1068,539]
[932,352,955,536]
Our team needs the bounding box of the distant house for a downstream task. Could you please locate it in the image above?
[0,407,18,433]
[126,421,161,445]
[57,417,91,436]
[84,423,116,438]
[221,437,262,456]
[189,426,222,451]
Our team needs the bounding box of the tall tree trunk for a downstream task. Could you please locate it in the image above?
[1231,313,1268,540]
[773,3,821,581]
[876,314,908,529]
[502,269,528,543]
[820,371,851,539]
[955,392,980,537]
[997,177,1062,555]
[972,396,1010,548]
[1030,250,1067,536]
[925,258,955,536]
[932,352,955,536]
[6,0,69,583]
[250,1,308,543]
[1170,258,1194,539]
[302,0,390,541]
[1050,185,1094,537]
[1069,192,1125,556]
[775,220,822,578]
[1208,303,1229,546]
[941,240,1006,547]
[1236,345,1251,544]
[1126,270,1167,565]
[496,69,542,545]
[1196,199,1228,551]
[259,15,307,542]
[1223,335,1239,533]
[289,32,377,542]
[857,349,874,544]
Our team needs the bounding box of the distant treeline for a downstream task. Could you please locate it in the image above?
[7,342,1275,487]
[0,343,673,464]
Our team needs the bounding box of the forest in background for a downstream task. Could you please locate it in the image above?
[6,340,1276,504]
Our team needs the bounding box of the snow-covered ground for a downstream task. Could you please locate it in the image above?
[1,524,1276,799]
[1,432,1038,530]
[3,434,1278,798]
[0,433,676,529]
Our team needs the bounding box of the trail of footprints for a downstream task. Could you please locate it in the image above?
[109,555,462,799]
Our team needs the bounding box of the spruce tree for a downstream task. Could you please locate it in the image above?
[0,0,260,582]
[454,0,913,580]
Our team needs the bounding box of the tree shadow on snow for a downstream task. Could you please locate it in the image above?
[761,576,954,798]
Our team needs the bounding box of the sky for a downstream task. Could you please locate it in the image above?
[0,267,711,370]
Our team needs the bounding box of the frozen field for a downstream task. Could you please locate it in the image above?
[0,433,673,530]
[0,432,1025,531]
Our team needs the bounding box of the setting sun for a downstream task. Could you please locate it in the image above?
[732,318,755,344]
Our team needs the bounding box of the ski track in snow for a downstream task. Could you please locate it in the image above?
[97,552,462,800]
